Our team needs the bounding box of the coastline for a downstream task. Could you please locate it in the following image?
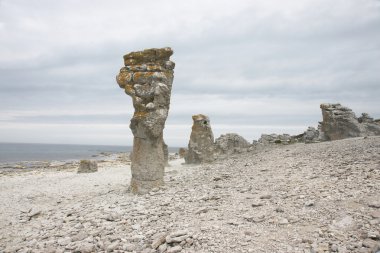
[0,152,131,176]
[0,142,133,164]
[0,137,379,252]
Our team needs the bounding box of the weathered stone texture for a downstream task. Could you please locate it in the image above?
[116,47,174,194]
[214,133,250,155]
[78,160,98,173]
[258,133,293,145]
[303,126,319,144]
[319,103,380,141]
[185,114,214,164]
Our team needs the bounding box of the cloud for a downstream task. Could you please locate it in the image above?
[0,122,131,145]
[0,0,379,146]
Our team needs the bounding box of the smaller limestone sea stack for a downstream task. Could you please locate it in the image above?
[116,47,175,194]
[319,103,380,141]
[185,114,214,164]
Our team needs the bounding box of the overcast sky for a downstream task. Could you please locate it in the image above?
[0,0,380,146]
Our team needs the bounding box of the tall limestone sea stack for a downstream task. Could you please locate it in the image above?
[116,47,175,194]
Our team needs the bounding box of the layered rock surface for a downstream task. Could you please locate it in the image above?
[319,103,380,141]
[185,114,214,164]
[116,47,175,194]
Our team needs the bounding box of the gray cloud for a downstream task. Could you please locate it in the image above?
[0,0,379,146]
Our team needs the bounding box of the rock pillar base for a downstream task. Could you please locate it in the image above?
[130,178,164,195]
[129,137,165,194]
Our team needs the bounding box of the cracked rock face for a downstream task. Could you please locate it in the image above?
[319,103,380,141]
[116,47,174,194]
[185,114,214,164]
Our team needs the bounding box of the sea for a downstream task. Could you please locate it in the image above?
[0,143,181,164]
[0,143,132,163]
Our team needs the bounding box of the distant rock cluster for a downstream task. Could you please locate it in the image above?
[253,103,380,146]
[183,115,252,164]
[318,103,380,141]
[181,103,380,164]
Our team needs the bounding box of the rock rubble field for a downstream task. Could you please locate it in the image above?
[1,136,380,253]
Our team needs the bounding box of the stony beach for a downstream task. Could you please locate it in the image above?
[0,136,379,253]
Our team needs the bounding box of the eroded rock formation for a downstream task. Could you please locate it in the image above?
[214,133,250,155]
[185,114,214,164]
[319,103,380,141]
[116,47,174,194]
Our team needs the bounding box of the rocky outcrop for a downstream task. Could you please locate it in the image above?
[303,126,319,144]
[258,133,294,145]
[116,47,175,194]
[319,103,380,141]
[185,114,214,164]
[214,133,250,155]
[78,160,98,173]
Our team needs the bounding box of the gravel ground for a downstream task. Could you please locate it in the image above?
[0,136,379,253]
